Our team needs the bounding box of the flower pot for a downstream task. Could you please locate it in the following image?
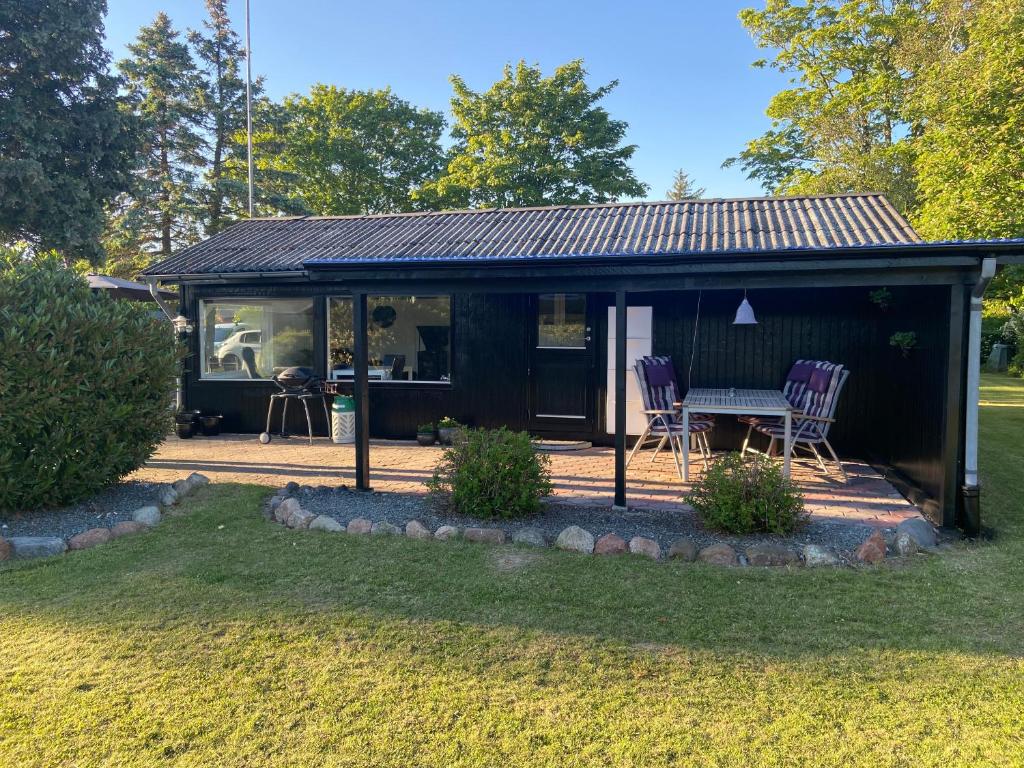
[438,427,456,445]
[416,432,435,446]
[200,414,223,436]
[175,410,200,439]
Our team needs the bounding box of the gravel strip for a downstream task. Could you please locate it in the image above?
[0,481,166,540]
[292,485,883,555]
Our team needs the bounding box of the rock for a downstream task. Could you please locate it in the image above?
[347,518,373,535]
[187,472,210,487]
[131,506,161,527]
[370,521,401,536]
[68,528,113,551]
[629,536,661,560]
[309,515,344,533]
[286,509,316,529]
[555,525,594,554]
[698,543,738,566]
[267,494,288,513]
[159,487,179,507]
[512,527,546,547]
[434,525,460,541]
[274,498,301,525]
[464,527,507,545]
[802,544,841,567]
[856,530,887,563]
[172,478,193,498]
[896,517,938,550]
[405,520,433,540]
[9,536,67,559]
[895,531,919,556]
[110,520,147,539]
[668,537,698,562]
[284,481,300,494]
[594,533,628,555]
[0,538,11,561]
[745,543,800,567]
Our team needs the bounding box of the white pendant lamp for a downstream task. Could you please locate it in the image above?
[733,290,757,325]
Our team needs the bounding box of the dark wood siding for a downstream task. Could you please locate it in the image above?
[181,281,955,516]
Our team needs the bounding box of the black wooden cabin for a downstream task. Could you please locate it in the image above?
[142,194,1024,530]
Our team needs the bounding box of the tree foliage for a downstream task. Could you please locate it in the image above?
[910,0,1024,241]
[725,0,920,212]
[113,12,205,264]
[0,0,135,263]
[423,60,647,209]
[228,85,447,216]
[189,0,258,233]
[666,169,706,200]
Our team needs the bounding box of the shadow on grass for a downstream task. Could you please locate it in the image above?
[1,482,1022,661]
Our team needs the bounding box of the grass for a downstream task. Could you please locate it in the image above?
[1,374,1022,766]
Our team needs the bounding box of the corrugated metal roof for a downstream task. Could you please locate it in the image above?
[143,194,925,276]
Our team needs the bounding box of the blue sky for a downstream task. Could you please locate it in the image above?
[103,1,788,200]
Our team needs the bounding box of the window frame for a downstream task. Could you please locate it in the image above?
[197,297,317,382]
[326,294,454,386]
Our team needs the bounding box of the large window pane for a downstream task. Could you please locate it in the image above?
[200,298,315,380]
[538,293,586,348]
[329,296,450,382]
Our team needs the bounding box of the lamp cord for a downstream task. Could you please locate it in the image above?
[687,289,702,391]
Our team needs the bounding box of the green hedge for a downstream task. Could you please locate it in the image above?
[0,255,179,512]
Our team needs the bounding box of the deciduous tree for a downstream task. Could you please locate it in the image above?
[228,85,446,216]
[724,0,920,213]
[423,60,647,208]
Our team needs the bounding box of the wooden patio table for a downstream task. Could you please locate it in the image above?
[678,388,792,481]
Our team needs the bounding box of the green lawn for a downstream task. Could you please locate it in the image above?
[2,375,1023,767]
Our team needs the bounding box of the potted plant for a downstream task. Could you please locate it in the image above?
[889,331,918,358]
[174,409,200,439]
[416,423,436,446]
[437,416,462,445]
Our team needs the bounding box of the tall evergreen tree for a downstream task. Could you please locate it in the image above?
[0,0,135,263]
[665,169,706,200]
[111,12,204,268]
[188,0,257,234]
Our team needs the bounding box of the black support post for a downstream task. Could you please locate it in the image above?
[353,292,371,490]
[614,289,627,509]
[940,282,966,527]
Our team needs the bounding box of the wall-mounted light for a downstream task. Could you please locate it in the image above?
[733,291,757,325]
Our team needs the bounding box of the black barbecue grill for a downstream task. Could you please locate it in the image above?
[258,366,331,445]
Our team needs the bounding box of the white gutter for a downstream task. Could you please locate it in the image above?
[148,280,191,411]
[964,257,997,489]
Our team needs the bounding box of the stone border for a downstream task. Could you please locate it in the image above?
[265,484,940,568]
[0,473,210,563]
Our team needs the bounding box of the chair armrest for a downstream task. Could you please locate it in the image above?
[642,409,677,415]
[793,412,836,423]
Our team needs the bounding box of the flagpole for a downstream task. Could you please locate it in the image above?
[245,0,254,217]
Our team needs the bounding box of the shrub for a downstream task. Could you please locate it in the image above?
[427,427,552,519]
[686,452,807,535]
[0,255,179,512]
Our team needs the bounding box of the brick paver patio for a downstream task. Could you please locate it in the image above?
[133,434,921,527]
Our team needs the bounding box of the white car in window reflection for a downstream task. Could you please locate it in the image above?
[217,329,261,371]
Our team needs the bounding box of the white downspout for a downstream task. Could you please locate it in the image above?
[962,257,997,534]
[148,280,190,412]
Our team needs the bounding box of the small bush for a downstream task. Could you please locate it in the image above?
[686,452,807,535]
[427,427,552,519]
[0,255,179,512]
